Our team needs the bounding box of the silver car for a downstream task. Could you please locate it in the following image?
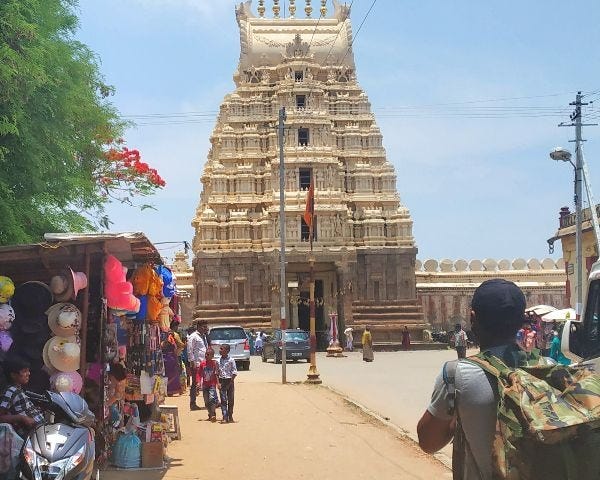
[208,325,251,371]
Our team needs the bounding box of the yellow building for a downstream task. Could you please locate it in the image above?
[552,206,599,309]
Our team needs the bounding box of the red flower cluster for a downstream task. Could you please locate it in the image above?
[104,146,166,187]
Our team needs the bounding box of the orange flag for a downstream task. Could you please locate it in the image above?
[303,177,315,234]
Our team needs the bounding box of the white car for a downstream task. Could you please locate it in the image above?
[208,325,251,371]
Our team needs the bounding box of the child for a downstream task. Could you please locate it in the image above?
[217,344,237,423]
[197,348,219,422]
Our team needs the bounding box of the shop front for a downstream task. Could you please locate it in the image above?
[0,233,184,473]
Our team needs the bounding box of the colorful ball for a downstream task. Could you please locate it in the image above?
[0,277,15,303]
[0,304,15,331]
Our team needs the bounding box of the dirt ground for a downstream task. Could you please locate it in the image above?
[101,381,450,480]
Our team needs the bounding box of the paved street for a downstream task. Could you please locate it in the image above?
[250,348,474,463]
[102,365,451,480]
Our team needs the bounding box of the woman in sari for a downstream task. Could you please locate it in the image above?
[162,322,186,395]
[362,326,374,362]
[401,326,411,351]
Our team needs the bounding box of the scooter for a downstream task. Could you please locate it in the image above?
[20,391,96,480]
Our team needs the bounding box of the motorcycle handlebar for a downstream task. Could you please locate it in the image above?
[24,391,50,404]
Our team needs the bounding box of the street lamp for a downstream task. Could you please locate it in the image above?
[550,146,582,315]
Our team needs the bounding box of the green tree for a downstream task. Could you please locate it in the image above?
[0,0,163,245]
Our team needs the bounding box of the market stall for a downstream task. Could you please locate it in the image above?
[0,233,182,471]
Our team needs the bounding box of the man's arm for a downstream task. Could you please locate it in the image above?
[417,411,455,453]
[417,368,456,454]
[0,407,35,429]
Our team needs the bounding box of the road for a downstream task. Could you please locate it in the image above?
[250,348,470,463]
[102,355,451,480]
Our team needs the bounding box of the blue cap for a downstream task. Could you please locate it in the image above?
[471,279,526,318]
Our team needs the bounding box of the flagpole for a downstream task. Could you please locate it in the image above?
[306,177,321,384]
[278,106,287,384]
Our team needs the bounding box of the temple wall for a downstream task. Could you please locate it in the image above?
[172,254,568,334]
[416,257,567,331]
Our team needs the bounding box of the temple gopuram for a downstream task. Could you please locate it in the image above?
[191,0,428,345]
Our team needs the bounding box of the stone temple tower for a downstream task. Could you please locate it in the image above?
[192,0,428,345]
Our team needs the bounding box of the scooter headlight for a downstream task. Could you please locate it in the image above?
[44,445,86,474]
[23,443,48,480]
[66,444,86,470]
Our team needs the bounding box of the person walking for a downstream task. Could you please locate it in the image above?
[187,320,208,411]
[198,348,219,422]
[344,327,354,351]
[401,326,411,351]
[549,330,570,365]
[362,326,374,362]
[254,330,263,355]
[217,344,237,423]
[417,279,528,479]
[248,328,256,355]
[453,323,468,359]
[162,323,185,396]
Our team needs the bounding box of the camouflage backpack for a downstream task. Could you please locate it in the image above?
[446,351,600,480]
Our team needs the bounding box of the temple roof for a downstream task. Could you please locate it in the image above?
[235,0,355,71]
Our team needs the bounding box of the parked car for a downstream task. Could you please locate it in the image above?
[262,329,310,363]
[208,325,251,371]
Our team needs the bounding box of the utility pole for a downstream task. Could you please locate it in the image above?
[278,106,287,383]
[559,92,595,316]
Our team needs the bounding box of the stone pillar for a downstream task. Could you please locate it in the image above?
[290,287,299,329]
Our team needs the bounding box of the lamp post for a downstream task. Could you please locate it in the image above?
[550,146,582,315]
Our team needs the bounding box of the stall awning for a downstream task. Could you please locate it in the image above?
[0,232,163,284]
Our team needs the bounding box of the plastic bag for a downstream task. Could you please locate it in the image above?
[112,432,141,469]
[0,424,23,480]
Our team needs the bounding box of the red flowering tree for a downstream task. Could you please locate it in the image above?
[0,0,167,244]
[95,139,166,216]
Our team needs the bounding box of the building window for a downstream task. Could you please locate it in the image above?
[296,95,306,108]
[299,168,312,190]
[295,71,304,82]
[301,216,317,242]
[298,128,309,146]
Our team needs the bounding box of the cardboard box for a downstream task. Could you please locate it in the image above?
[141,442,164,468]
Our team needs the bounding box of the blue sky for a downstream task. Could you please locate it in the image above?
[76,0,600,264]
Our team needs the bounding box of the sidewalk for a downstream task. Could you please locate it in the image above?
[101,380,450,480]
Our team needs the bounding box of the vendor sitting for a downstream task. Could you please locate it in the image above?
[106,363,127,406]
[0,358,45,435]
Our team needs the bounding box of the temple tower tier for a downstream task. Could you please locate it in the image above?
[192,0,429,346]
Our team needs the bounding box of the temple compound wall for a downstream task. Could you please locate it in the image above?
[191,1,427,344]
[172,253,567,336]
[417,258,567,332]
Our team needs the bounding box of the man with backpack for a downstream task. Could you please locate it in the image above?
[417,278,600,479]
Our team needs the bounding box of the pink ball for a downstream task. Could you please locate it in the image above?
[50,371,83,394]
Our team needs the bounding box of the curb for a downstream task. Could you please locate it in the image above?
[320,384,452,470]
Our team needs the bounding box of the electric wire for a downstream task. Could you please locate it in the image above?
[302,0,356,104]
[335,0,377,67]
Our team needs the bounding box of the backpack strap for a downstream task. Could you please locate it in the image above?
[442,360,458,415]
[442,360,486,480]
